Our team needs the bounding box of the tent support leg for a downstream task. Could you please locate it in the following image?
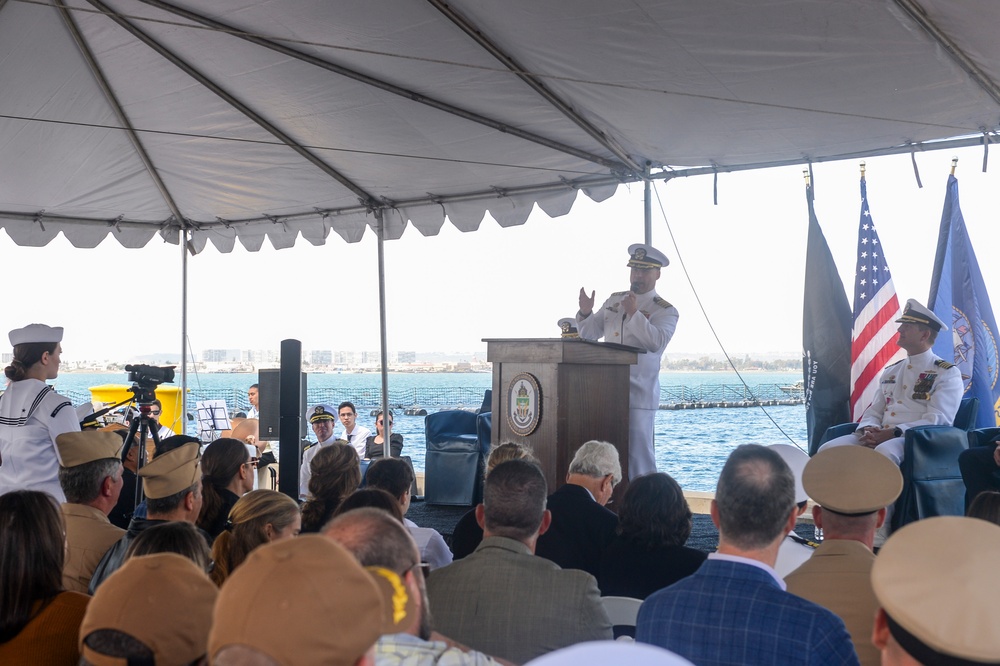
[180,229,188,433]
[644,163,652,245]
[376,210,392,448]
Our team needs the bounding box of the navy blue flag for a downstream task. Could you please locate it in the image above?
[802,183,853,454]
[928,175,1000,428]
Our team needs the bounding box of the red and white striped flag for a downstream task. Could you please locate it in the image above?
[850,177,905,420]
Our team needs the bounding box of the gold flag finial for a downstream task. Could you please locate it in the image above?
[950,156,959,175]
[860,161,866,178]
[802,168,811,187]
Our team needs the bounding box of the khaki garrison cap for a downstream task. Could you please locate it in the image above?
[802,446,902,514]
[80,553,217,666]
[138,441,201,499]
[55,431,123,467]
[209,535,386,666]
[872,517,1000,665]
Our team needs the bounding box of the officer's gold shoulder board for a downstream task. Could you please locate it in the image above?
[653,296,673,309]
[934,359,956,369]
[611,291,630,297]
[886,359,905,368]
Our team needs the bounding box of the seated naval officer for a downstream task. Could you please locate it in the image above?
[785,446,903,666]
[55,430,126,594]
[818,299,962,466]
[871,517,1000,665]
[299,403,343,500]
[576,244,679,479]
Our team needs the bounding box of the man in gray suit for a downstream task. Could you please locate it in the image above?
[426,460,612,664]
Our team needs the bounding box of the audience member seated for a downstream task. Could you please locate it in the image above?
[365,408,404,459]
[209,535,388,665]
[452,441,536,559]
[54,431,126,594]
[769,443,816,577]
[959,434,1000,512]
[88,441,204,593]
[126,434,202,522]
[124,521,214,573]
[334,487,405,522]
[0,490,90,665]
[366,457,454,570]
[79,553,217,666]
[426,460,612,664]
[197,437,256,539]
[871,517,1000,664]
[325,508,511,665]
[299,442,361,534]
[784,446,903,666]
[103,425,139,529]
[210,489,301,587]
[599,472,706,599]
[535,440,621,578]
[967,489,1000,525]
[636,444,859,666]
[299,404,342,500]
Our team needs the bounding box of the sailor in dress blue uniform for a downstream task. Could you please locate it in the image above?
[0,323,80,502]
[819,299,963,466]
[577,244,679,479]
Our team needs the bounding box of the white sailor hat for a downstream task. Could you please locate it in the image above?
[524,641,694,666]
[307,404,337,423]
[768,444,810,504]
[9,323,63,346]
[895,299,947,332]
[557,318,579,338]
[626,243,669,269]
[872,517,1000,664]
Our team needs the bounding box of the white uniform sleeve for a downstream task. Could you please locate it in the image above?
[576,296,610,341]
[48,393,82,465]
[624,303,678,354]
[857,390,887,430]
[422,529,454,570]
[299,451,312,501]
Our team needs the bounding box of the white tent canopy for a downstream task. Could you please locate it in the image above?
[2,0,999,253]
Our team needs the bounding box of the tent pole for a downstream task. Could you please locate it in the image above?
[180,229,188,434]
[644,163,652,245]
[376,210,391,450]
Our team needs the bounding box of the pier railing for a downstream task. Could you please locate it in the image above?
[65,383,802,415]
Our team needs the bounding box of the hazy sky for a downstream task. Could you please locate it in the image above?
[3,146,997,362]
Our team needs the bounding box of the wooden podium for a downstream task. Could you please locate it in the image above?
[485,338,640,500]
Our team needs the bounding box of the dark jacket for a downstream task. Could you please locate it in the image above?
[364,433,404,459]
[599,535,706,599]
[450,508,483,560]
[534,483,618,578]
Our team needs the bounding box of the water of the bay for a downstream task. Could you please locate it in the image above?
[52,370,807,493]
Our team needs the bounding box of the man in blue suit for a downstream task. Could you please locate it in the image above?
[636,444,859,665]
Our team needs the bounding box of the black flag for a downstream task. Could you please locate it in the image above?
[802,183,852,454]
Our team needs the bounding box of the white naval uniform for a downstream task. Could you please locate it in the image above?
[819,349,963,465]
[338,424,372,459]
[774,532,817,578]
[577,289,678,478]
[0,378,80,502]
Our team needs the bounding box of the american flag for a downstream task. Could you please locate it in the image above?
[850,178,904,420]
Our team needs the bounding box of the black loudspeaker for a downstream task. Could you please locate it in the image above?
[258,368,307,440]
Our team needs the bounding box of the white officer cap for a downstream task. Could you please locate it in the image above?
[307,404,337,423]
[768,444,809,504]
[557,318,579,338]
[9,323,63,346]
[895,299,947,332]
[626,244,669,269]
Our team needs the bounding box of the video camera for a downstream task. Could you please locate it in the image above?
[125,364,176,387]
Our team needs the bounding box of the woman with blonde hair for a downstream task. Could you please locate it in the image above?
[210,489,300,586]
[300,442,361,533]
[451,441,537,558]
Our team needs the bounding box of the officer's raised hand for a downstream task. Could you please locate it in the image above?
[579,288,596,316]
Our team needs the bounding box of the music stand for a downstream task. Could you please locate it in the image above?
[196,400,231,442]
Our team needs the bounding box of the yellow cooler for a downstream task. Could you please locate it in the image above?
[89,384,186,435]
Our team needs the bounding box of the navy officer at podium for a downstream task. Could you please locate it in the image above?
[577,244,678,479]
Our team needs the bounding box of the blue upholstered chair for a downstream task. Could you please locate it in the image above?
[424,409,489,506]
[817,397,979,531]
